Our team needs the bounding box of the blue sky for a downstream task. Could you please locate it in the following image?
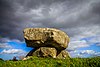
[0,40,32,60]
[67,35,100,58]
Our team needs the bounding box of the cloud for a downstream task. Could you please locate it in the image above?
[69,50,80,57]
[69,50,100,57]
[0,0,100,41]
[96,43,100,46]
[0,37,24,43]
[80,50,95,55]
[0,43,12,49]
[81,35,100,45]
[0,49,26,54]
[80,50,100,57]
[0,38,11,43]
[67,40,89,51]
[64,25,100,39]
[66,25,100,51]
[95,52,100,56]
[63,23,100,57]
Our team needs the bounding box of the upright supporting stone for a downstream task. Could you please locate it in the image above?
[56,50,70,59]
[27,47,57,58]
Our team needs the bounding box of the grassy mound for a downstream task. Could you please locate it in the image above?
[0,56,100,67]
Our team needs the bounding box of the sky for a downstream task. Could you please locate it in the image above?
[0,0,100,60]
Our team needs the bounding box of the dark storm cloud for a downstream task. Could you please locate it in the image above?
[0,0,17,38]
[0,0,100,41]
[91,1,100,15]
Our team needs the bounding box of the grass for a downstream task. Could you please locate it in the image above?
[0,56,100,67]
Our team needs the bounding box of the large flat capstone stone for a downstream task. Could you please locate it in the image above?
[23,28,69,50]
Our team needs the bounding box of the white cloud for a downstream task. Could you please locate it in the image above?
[0,43,12,49]
[0,38,11,42]
[69,50,100,57]
[67,40,89,51]
[80,50,100,57]
[66,25,100,51]
[95,52,100,56]
[69,50,86,58]
[85,35,100,45]
[0,37,24,43]
[0,49,26,54]
[80,50,95,55]
[97,43,100,46]
[11,39,24,43]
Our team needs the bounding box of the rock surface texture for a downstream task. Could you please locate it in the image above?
[26,47,57,58]
[56,50,70,59]
[23,28,70,59]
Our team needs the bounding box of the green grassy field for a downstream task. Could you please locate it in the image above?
[0,56,100,67]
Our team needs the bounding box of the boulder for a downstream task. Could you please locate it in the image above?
[56,50,70,59]
[26,47,57,58]
[23,28,69,50]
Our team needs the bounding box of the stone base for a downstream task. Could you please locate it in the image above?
[27,47,57,58]
[26,47,70,59]
[57,50,70,59]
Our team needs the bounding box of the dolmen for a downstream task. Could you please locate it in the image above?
[23,28,70,59]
